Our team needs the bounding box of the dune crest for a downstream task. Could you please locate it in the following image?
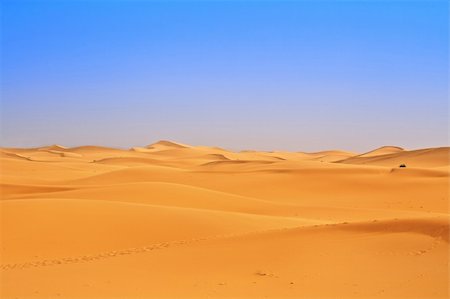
[0,142,448,299]
[339,147,449,168]
[358,145,405,157]
[38,144,68,151]
[146,140,190,150]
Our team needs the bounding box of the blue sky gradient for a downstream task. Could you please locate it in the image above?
[1,0,448,151]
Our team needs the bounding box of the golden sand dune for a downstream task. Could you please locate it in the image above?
[0,141,448,298]
[358,145,405,157]
[146,140,190,149]
[339,147,449,168]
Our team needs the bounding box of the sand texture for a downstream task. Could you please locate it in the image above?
[1,141,449,298]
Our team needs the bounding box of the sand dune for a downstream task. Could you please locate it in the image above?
[1,198,311,264]
[358,145,405,157]
[147,140,190,149]
[92,156,164,166]
[38,144,69,151]
[339,147,450,168]
[0,141,448,298]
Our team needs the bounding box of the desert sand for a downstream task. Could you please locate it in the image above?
[0,141,449,298]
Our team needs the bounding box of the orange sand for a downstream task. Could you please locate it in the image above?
[1,141,449,298]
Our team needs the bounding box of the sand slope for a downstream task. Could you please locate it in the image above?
[0,142,448,298]
[338,147,449,168]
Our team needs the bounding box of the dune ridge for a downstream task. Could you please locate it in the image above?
[0,141,448,298]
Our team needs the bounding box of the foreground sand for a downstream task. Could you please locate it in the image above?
[1,141,449,298]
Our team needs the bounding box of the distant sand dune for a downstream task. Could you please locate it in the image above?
[92,156,163,166]
[358,145,405,157]
[38,145,68,151]
[339,147,450,167]
[146,140,190,150]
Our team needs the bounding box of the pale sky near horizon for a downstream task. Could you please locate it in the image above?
[1,0,448,152]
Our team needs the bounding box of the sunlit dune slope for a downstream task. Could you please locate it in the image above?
[339,147,450,168]
[0,141,448,299]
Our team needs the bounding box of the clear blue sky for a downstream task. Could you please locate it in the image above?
[1,0,448,152]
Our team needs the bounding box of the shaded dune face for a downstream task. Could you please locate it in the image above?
[0,141,449,299]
